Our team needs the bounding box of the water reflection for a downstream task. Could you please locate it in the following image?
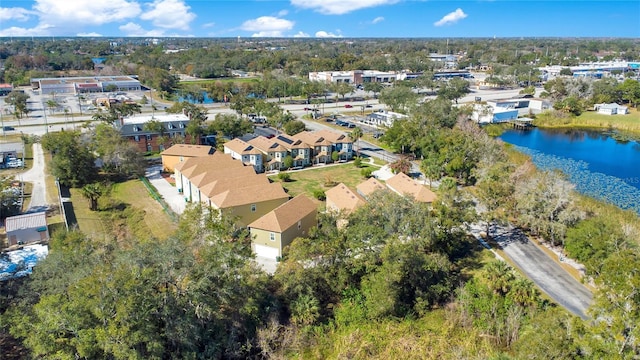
[500,128,640,214]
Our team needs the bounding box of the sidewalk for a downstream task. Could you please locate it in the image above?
[145,166,186,215]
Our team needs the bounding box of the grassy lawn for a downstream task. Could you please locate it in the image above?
[534,108,640,133]
[110,180,177,240]
[70,188,108,238]
[70,179,177,240]
[271,163,373,207]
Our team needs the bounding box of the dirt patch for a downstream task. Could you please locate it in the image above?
[161,172,175,185]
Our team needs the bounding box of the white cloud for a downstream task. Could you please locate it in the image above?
[315,30,342,38]
[434,8,467,26]
[278,9,289,16]
[119,22,166,36]
[0,7,34,22]
[293,31,310,37]
[77,32,103,37]
[202,22,215,28]
[33,0,141,26]
[140,0,195,30]
[0,23,54,37]
[372,16,384,24]
[251,31,286,37]
[291,0,400,15]
[241,16,294,33]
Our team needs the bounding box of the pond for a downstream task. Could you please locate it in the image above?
[177,91,217,104]
[499,128,640,214]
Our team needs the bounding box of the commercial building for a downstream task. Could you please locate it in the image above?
[364,110,408,128]
[30,75,142,95]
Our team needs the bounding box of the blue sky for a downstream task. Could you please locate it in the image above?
[1,0,638,38]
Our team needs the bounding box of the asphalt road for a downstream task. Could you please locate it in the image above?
[488,224,593,319]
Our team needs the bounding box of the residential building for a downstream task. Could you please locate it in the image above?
[5,212,50,246]
[161,144,214,172]
[249,195,318,259]
[356,177,387,199]
[325,183,366,214]
[594,103,629,115]
[293,130,353,163]
[223,138,264,172]
[385,173,437,203]
[118,114,192,152]
[173,152,289,227]
[174,152,244,195]
[246,136,290,171]
[271,134,312,168]
[209,182,289,227]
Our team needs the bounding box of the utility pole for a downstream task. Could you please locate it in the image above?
[41,101,49,134]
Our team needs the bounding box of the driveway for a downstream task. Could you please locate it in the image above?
[17,143,49,213]
[145,165,186,215]
[472,224,593,319]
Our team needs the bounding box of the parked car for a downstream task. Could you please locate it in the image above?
[365,104,373,108]
[303,107,311,111]
[347,123,356,128]
[3,126,15,131]
[344,104,353,108]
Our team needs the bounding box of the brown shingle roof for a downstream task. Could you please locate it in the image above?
[357,177,387,198]
[200,172,270,198]
[313,129,350,144]
[325,183,366,213]
[174,152,243,177]
[385,173,437,203]
[224,138,261,155]
[190,166,256,189]
[161,144,214,157]
[246,136,274,153]
[210,182,289,209]
[248,195,317,232]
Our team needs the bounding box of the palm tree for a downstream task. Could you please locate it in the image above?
[508,278,539,308]
[350,126,363,158]
[46,100,59,115]
[484,261,514,295]
[81,183,107,211]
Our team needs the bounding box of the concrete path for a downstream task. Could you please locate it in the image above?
[472,224,593,319]
[144,165,186,215]
[17,143,49,213]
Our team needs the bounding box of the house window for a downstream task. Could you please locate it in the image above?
[297,221,302,230]
[269,232,275,241]
[146,134,152,141]
[251,204,256,212]
[179,123,185,128]
[146,144,152,152]
[134,135,139,142]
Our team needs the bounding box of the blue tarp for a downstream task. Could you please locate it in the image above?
[0,244,48,281]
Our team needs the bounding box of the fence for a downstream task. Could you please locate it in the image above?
[139,176,178,223]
